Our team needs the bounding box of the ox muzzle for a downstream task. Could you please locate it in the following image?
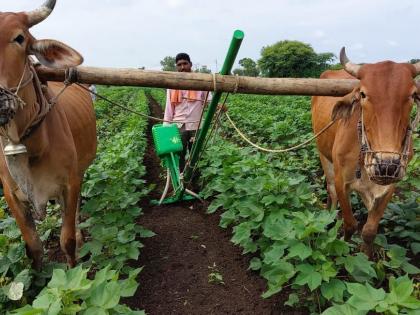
[0,87,25,126]
[363,151,408,185]
[0,62,33,127]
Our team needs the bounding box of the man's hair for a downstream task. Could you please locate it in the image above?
[175,53,191,64]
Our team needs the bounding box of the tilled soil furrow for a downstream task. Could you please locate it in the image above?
[125,92,301,315]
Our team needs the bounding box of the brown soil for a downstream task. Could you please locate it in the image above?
[124,93,306,315]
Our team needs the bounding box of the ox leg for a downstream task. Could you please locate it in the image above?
[59,181,81,268]
[319,154,337,210]
[335,175,358,241]
[360,188,394,258]
[75,196,84,255]
[3,184,43,270]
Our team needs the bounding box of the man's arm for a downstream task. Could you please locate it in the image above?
[163,89,173,125]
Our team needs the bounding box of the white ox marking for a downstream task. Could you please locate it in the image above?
[2,139,63,220]
[349,168,392,212]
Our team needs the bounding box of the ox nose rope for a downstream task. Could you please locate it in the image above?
[5,59,34,95]
[11,68,34,95]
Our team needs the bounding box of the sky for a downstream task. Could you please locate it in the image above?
[1,0,419,71]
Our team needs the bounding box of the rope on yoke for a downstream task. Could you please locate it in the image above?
[212,73,240,94]
[64,67,79,85]
[233,74,240,94]
[48,67,78,106]
[212,73,218,92]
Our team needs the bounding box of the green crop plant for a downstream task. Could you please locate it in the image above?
[9,265,144,315]
[80,87,155,272]
[0,87,153,313]
[197,93,420,313]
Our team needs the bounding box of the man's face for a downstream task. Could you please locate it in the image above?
[176,59,192,72]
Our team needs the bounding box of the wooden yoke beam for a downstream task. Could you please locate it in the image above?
[36,66,359,97]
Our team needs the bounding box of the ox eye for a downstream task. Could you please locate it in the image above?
[13,34,25,45]
[360,91,366,99]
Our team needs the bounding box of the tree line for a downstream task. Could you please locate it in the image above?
[160,40,420,78]
[160,40,337,78]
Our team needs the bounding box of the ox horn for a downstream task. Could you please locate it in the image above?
[26,0,56,27]
[340,47,362,78]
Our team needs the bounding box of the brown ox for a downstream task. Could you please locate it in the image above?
[312,48,419,257]
[0,0,97,269]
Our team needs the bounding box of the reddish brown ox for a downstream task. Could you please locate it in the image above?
[0,0,97,269]
[312,48,419,257]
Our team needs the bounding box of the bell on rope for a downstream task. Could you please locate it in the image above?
[3,141,27,156]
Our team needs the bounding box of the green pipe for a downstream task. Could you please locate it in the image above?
[168,153,180,189]
[183,30,244,184]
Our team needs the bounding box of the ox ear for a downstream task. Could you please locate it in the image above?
[29,39,83,69]
[331,88,360,121]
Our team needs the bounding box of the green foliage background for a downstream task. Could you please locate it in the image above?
[258,40,335,78]
[0,84,418,314]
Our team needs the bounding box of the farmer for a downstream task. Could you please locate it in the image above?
[163,53,211,172]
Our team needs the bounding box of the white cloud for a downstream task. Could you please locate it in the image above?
[165,0,186,8]
[351,43,364,51]
[313,30,326,39]
[387,40,399,47]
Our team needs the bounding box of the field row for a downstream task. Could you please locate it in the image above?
[151,88,420,314]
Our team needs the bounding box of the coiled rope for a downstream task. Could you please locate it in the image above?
[224,111,336,153]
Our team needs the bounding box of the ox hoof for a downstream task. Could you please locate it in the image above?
[361,230,376,259]
[25,245,43,271]
[343,223,358,242]
[66,257,77,268]
[31,260,43,272]
[360,243,374,260]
